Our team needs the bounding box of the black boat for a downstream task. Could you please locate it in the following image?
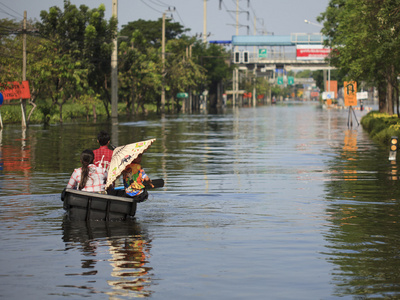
[61,188,147,221]
[61,179,164,221]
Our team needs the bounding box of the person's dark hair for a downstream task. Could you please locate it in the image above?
[79,149,94,190]
[97,131,110,146]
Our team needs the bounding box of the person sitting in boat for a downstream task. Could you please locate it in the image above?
[93,130,113,170]
[122,154,153,198]
[66,149,107,193]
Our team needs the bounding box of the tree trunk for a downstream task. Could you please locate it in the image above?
[59,102,63,123]
[378,81,387,113]
[102,87,111,119]
[26,97,36,124]
[395,85,399,117]
[387,79,393,115]
[92,104,97,120]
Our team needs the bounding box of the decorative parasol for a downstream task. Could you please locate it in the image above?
[105,138,156,189]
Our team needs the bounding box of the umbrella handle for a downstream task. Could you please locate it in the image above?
[144,179,164,189]
[112,178,164,190]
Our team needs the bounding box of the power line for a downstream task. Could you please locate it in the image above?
[0,1,24,18]
[152,0,172,6]
[220,0,236,23]
[139,0,163,14]
[0,7,20,19]
[172,9,185,27]
[148,0,169,7]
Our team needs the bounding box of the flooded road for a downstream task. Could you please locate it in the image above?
[1,102,400,299]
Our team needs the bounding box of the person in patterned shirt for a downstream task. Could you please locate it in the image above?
[122,154,153,198]
[93,131,113,170]
[67,149,107,192]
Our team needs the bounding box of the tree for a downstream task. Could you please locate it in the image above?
[318,0,400,114]
[37,0,116,121]
[197,43,233,108]
[119,30,162,115]
[164,38,207,112]
[120,18,188,48]
[0,19,23,83]
[0,18,57,123]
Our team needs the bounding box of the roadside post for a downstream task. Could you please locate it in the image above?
[0,92,3,129]
[389,136,398,161]
[344,81,359,128]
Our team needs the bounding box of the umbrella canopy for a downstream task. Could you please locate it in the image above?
[105,138,156,189]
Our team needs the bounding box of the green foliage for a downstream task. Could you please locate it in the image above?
[0,99,160,124]
[197,43,233,98]
[1,0,235,123]
[255,77,270,96]
[361,111,400,144]
[0,19,24,83]
[120,18,188,48]
[35,99,57,124]
[0,105,22,123]
[118,29,162,114]
[318,0,400,113]
[36,0,115,121]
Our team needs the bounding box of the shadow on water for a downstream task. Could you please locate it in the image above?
[61,217,154,298]
[322,128,400,298]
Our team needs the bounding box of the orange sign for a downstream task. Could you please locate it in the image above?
[243,92,252,98]
[325,80,338,98]
[344,81,357,106]
[0,81,31,100]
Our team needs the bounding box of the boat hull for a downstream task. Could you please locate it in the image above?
[61,188,147,221]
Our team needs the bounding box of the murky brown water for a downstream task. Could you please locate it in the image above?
[1,101,400,299]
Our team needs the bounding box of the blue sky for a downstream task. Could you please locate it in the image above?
[1,0,330,40]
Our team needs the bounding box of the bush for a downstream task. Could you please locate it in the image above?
[0,98,158,125]
[361,111,400,144]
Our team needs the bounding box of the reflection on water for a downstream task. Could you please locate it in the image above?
[323,121,400,298]
[389,161,398,181]
[342,129,358,181]
[62,218,153,298]
[0,128,32,194]
[3,102,400,299]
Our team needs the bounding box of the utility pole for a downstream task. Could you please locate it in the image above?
[111,0,118,122]
[203,0,207,43]
[21,11,27,128]
[253,15,257,107]
[233,0,240,106]
[161,12,166,114]
[236,0,239,37]
[253,15,256,56]
[160,8,175,114]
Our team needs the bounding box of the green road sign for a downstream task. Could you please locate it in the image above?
[177,92,188,98]
[277,76,284,85]
[258,49,267,58]
[288,76,294,85]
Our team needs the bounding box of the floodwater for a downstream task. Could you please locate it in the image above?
[1,101,400,299]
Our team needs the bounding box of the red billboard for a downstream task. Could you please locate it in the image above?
[0,81,31,100]
[296,45,331,60]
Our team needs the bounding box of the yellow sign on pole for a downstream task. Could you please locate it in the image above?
[344,81,357,106]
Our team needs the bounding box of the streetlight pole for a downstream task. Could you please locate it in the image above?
[203,0,207,43]
[304,19,322,28]
[161,12,166,114]
[304,19,331,95]
[21,11,27,128]
[111,0,118,122]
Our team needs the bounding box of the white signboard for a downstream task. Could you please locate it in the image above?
[322,91,335,100]
[357,91,368,100]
